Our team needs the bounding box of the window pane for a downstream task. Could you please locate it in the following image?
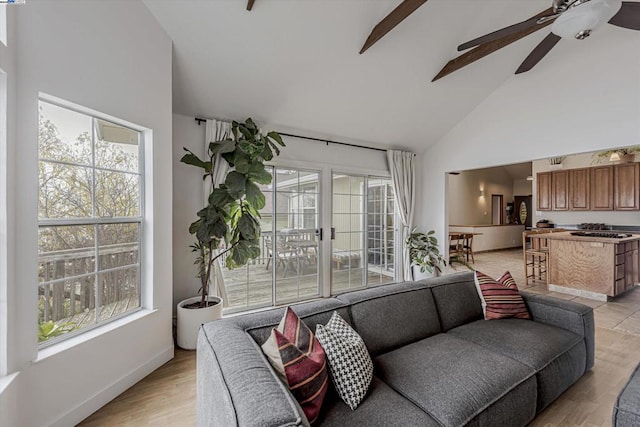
[95,170,140,217]
[38,225,95,283]
[97,266,140,322]
[39,162,92,219]
[39,101,92,166]
[98,223,139,270]
[95,119,139,173]
[38,280,89,343]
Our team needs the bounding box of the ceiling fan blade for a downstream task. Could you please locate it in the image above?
[432,15,554,82]
[608,1,640,30]
[515,33,561,74]
[246,0,255,11]
[360,0,429,54]
[458,8,555,51]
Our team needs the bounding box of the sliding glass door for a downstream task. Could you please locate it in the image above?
[222,167,321,313]
[331,173,395,294]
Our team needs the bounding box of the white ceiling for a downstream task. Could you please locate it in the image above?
[144,0,634,153]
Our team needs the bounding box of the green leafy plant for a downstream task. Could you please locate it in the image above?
[181,118,285,308]
[406,228,446,275]
[592,146,640,163]
[548,157,565,165]
[38,320,78,342]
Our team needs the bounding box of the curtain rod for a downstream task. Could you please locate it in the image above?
[194,117,388,153]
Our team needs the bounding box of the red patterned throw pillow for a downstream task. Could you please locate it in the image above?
[261,307,329,424]
[474,271,531,320]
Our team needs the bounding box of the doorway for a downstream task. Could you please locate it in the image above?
[491,194,503,225]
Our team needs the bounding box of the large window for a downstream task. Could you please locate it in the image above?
[37,99,142,346]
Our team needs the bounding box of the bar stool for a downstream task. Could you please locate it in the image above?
[523,230,551,285]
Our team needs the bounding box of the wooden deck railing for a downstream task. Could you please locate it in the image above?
[38,243,139,323]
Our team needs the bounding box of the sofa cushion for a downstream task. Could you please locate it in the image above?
[374,333,536,426]
[316,312,373,410]
[614,362,640,427]
[474,271,531,320]
[244,297,350,345]
[336,281,441,356]
[317,377,440,426]
[429,272,483,331]
[261,307,329,424]
[448,318,581,371]
[448,317,586,413]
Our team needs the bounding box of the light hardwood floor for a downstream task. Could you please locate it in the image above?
[80,249,640,426]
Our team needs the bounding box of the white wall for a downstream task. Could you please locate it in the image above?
[513,179,532,196]
[172,113,390,307]
[448,166,514,225]
[417,26,640,251]
[1,2,173,426]
[532,151,640,226]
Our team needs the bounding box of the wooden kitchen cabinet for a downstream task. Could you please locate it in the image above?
[569,168,590,210]
[591,165,614,211]
[552,170,569,211]
[537,172,552,211]
[614,163,640,210]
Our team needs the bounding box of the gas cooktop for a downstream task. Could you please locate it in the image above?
[570,232,633,239]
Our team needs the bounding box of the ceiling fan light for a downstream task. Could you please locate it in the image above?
[552,0,622,39]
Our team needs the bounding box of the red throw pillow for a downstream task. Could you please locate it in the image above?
[474,271,531,320]
[261,307,329,424]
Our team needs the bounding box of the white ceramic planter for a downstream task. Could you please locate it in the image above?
[412,265,440,281]
[177,295,223,350]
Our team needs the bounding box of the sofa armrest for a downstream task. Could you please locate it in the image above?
[521,291,595,371]
[197,320,308,427]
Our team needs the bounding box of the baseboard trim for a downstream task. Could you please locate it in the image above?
[51,345,174,427]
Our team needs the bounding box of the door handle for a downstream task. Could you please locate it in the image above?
[331,227,336,240]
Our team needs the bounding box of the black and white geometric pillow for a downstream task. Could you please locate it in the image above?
[316,311,373,410]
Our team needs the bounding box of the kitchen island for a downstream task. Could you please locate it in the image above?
[546,231,640,300]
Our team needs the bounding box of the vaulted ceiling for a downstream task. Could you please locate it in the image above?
[144,0,638,153]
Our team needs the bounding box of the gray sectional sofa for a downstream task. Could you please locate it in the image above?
[197,272,594,426]
[614,362,640,426]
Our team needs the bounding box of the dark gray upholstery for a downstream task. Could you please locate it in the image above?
[429,272,483,331]
[448,318,587,413]
[196,273,594,427]
[318,377,440,426]
[242,298,349,345]
[521,291,595,371]
[336,281,441,355]
[448,319,582,371]
[375,334,536,426]
[614,362,640,426]
[197,321,308,427]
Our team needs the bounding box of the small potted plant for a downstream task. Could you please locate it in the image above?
[548,157,565,170]
[177,118,284,349]
[406,228,446,280]
[593,146,640,164]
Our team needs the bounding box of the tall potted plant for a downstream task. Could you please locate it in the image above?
[406,228,446,280]
[177,118,285,349]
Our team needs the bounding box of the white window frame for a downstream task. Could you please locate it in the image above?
[36,96,145,348]
[0,69,7,374]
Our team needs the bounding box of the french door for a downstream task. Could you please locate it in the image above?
[221,168,396,313]
[331,173,395,294]
[222,167,321,313]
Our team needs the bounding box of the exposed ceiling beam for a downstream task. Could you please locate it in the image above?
[247,0,255,11]
[360,0,428,54]
[432,8,554,82]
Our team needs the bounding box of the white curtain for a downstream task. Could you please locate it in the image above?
[387,150,416,281]
[205,119,232,305]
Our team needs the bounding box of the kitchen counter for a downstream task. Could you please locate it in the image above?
[545,232,640,300]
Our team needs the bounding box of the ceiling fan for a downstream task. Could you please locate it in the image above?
[359,0,640,81]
